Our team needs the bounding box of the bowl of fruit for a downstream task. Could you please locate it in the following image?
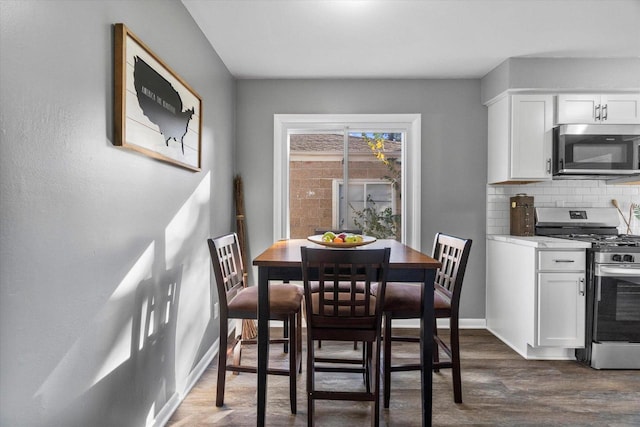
[307,231,376,248]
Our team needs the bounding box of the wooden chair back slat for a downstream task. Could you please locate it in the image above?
[302,247,390,333]
[432,233,471,300]
[208,233,246,307]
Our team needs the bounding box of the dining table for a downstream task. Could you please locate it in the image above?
[252,238,442,426]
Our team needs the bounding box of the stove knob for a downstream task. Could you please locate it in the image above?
[623,254,634,263]
[612,254,623,262]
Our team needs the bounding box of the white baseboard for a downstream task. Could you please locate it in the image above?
[153,337,220,427]
[152,392,181,427]
[392,318,487,329]
[272,318,487,329]
[155,319,238,426]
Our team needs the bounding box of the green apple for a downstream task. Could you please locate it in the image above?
[322,231,335,242]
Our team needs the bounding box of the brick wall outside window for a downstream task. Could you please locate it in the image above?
[289,159,400,238]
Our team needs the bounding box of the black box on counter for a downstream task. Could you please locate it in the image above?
[510,194,534,236]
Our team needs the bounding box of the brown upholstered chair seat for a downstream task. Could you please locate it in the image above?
[375,282,451,317]
[228,284,303,318]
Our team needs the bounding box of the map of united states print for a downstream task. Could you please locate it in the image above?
[133,56,194,154]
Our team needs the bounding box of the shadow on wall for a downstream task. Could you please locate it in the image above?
[32,174,213,426]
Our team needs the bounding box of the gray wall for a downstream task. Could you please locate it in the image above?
[236,79,487,320]
[0,1,235,426]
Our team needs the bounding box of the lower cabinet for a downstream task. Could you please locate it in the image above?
[537,272,585,347]
[486,238,587,359]
[536,250,586,348]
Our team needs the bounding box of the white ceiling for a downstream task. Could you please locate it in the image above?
[182,0,640,79]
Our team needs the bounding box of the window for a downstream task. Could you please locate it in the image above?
[334,179,397,235]
[274,114,421,250]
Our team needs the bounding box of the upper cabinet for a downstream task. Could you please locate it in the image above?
[488,94,554,184]
[557,94,640,124]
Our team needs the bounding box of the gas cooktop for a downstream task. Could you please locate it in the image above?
[548,234,640,248]
[535,207,640,249]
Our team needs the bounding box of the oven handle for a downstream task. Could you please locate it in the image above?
[595,265,640,302]
[596,265,640,277]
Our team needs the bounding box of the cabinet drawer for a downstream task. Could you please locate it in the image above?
[538,251,585,271]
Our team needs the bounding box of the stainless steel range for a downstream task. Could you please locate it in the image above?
[536,207,640,369]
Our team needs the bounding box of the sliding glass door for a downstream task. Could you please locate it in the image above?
[274,114,421,250]
[289,130,402,239]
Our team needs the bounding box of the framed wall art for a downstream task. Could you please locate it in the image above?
[114,23,202,171]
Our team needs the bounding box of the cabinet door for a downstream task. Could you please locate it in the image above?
[557,94,599,124]
[601,94,640,124]
[487,96,510,184]
[537,272,585,347]
[510,95,553,180]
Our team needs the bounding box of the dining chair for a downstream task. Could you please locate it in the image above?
[301,246,391,427]
[312,228,363,350]
[207,233,303,413]
[380,232,472,406]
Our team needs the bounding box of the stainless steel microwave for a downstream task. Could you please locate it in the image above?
[553,124,640,177]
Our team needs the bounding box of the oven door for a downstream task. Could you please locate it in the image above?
[593,264,640,342]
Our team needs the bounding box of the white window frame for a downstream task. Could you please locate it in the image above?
[273,114,422,251]
[332,179,397,231]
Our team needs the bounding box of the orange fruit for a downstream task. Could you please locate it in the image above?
[333,237,344,243]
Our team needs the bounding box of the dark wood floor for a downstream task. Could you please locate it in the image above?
[167,329,640,426]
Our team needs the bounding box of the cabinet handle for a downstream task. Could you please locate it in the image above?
[602,104,608,121]
[546,158,552,174]
[595,104,601,121]
[554,259,575,263]
[579,277,585,296]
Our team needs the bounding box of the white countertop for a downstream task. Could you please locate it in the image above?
[487,234,592,249]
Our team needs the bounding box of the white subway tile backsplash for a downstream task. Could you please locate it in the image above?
[543,187,560,195]
[582,195,600,203]
[487,179,640,235]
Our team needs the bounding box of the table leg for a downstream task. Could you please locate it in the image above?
[257,266,270,427]
[420,268,435,427]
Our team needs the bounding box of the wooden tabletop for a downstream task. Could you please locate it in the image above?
[253,238,441,270]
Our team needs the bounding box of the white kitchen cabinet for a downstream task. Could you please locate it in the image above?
[557,94,640,124]
[486,236,589,360]
[536,250,586,348]
[488,94,554,184]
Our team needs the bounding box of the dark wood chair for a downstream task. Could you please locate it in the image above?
[313,228,363,350]
[301,246,391,427]
[207,233,303,413]
[380,232,472,406]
